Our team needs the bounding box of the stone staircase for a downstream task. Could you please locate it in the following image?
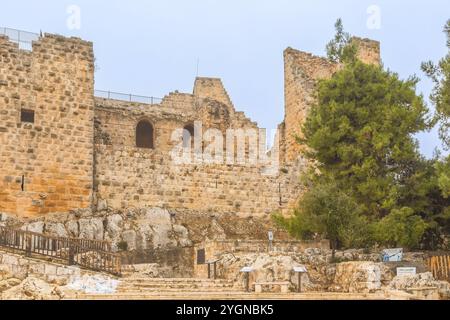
[68,277,392,300]
[70,277,247,300]
[118,278,239,293]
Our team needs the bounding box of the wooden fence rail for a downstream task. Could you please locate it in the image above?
[0,226,121,276]
[427,255,450,282]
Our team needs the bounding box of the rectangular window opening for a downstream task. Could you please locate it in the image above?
[21,109,35,123]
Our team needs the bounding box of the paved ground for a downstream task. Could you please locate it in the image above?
[68,291,391,300]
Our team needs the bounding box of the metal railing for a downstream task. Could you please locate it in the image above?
[0,27,40,51]
[95,90,163,105]
[1,28,162,106]
[0,226,121,276]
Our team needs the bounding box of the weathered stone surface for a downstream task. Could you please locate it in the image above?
[97,199,108,211]
[173,225,192,247]
[64,274,119,294]
[330,261,393,293]
[122,230,137,251]
[389,272,450,291]
[214,249,401,293]
[0,251,104,299]
[105,214,123,242]
[21,221,44,233]
[65,220,79,237]
[218,253,321,291]
[44,222,68,238]
[0,34,94,218]
[79,218,104,240]
[1,277,64,300]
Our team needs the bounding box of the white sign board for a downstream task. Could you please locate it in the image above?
[240,267,253,273]
[293,266,307,273]
[396,267,416,277]
[268,231,274,241]
[382,248,403,262]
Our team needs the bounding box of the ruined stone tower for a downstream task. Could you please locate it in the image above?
[0,34,95,217]
[281,37,381,163]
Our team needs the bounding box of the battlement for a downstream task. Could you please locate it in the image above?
[193,77,234,110]
[0,29,92,55]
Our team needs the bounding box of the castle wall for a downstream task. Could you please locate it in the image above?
[0,29,380,223]
[0,34,94,218]
[94,145,302,217]
[93,94,302,217]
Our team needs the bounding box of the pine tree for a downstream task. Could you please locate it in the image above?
[276,21,433,249]
[421,20,450,198]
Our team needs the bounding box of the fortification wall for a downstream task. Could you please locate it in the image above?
[94,145,302,217]
[93,81,303,217]
[0,29,380,222]
[0,34,95,218]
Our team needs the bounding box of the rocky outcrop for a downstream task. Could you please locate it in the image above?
[0,265,22,293]
[389,272,450,292]
[1,277,65,300]
[216,251,434,294]
[0,251,120,300]
[329,261,393,293]
[2,208,192,252]
[1,206,294,252]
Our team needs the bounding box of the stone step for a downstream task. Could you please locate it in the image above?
[116,278,237,292]
[118,283,234,289]
[116,288,243,293]
[119,279,234,284]
[121,278,233,283]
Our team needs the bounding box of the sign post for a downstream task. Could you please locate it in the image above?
[293,266,307,293]
[241,267,253,292]
[268,230,274,252]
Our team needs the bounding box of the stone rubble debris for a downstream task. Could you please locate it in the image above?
[65,274,120,294]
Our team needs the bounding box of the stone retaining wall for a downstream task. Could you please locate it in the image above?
[0,250,83,285]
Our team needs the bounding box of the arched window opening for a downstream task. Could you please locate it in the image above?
[136,120,154,149]
[183,124,195,149]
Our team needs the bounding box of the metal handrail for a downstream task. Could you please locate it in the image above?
[95,90,163,105]
[0,226,121,276]
[0,27,162,107]
[0,27,40,51]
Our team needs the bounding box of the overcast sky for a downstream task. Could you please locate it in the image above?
[1,0,448,157]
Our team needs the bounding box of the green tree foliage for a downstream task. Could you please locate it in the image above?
[274,182,369,250]
[275,20,442,249]
[436,160,450,198]
[301,61,429,218]
[372,207,428,248]
[421,20,450,150]
[396,156,450,249]
[421,20,450,199]
[325,18,355,64]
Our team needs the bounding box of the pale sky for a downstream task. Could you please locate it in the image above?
[1,0,449,157]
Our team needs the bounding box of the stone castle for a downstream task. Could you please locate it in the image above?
[0,30,380,220]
